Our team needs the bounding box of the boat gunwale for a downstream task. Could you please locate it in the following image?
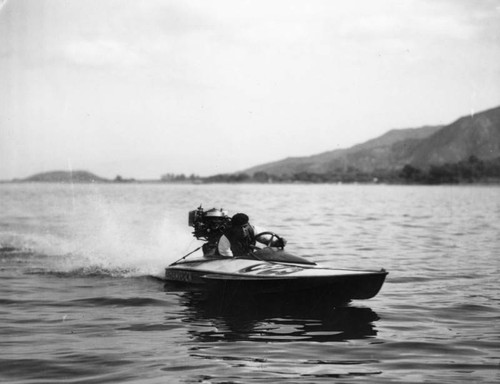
[166,259,388,281]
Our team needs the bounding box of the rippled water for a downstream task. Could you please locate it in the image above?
[1,183,499,383]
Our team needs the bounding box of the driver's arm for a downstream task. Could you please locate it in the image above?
[253,225,271,245]
[253,225,287,247]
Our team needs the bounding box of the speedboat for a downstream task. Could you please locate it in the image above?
[164,207,388,304]
[165,247,388,304]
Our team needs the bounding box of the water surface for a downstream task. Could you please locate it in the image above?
[1,183,499,383]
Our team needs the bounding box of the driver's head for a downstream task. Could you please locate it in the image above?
[231,213,251,240]
[231,213,249,227]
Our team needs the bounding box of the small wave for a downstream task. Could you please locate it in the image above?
[306,359,380,365]
[0,246,40,260]
[301,371,382,379]
[447,302,499,314]
[69,296,168,307]
[118,323,184,332]
[31,265,143,278]
[0,246,18,253]
[389,276,431,283]
[0,356,134,382]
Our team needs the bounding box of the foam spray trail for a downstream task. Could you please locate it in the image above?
[56,203,199,278]
[0,193,200,278]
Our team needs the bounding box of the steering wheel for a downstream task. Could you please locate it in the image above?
[254,231,285,249]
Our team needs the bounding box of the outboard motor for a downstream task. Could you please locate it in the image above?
[188,206,231,256]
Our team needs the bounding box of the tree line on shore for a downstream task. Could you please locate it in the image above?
[159,156,500,185]
[398,156,500,184]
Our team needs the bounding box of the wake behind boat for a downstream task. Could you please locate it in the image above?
[164,207,388,304]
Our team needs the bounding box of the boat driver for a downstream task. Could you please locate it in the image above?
[217,213,287,257]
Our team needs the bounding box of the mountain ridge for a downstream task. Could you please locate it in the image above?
[243,106,500,176]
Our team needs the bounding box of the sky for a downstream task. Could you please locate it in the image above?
[1,0,499,180]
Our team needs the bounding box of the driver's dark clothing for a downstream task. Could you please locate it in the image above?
[218,224,266,257]
[217,212,286,257]
[223,223,256,256]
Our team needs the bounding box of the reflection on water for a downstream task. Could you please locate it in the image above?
[166,284,379,343]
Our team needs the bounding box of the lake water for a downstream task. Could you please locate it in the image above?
[1,183,499,383]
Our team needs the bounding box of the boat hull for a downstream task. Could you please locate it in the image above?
[165,258,387,303]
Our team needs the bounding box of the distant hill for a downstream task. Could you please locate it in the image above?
[243,106,500,176]
[244,125,443,175]
[22,170,109,183]
[407,106,500,167]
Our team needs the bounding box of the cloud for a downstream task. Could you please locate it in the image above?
[338,8,477,42]
[61,39,144,68]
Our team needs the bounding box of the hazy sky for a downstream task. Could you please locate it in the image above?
[1,0,499,179]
